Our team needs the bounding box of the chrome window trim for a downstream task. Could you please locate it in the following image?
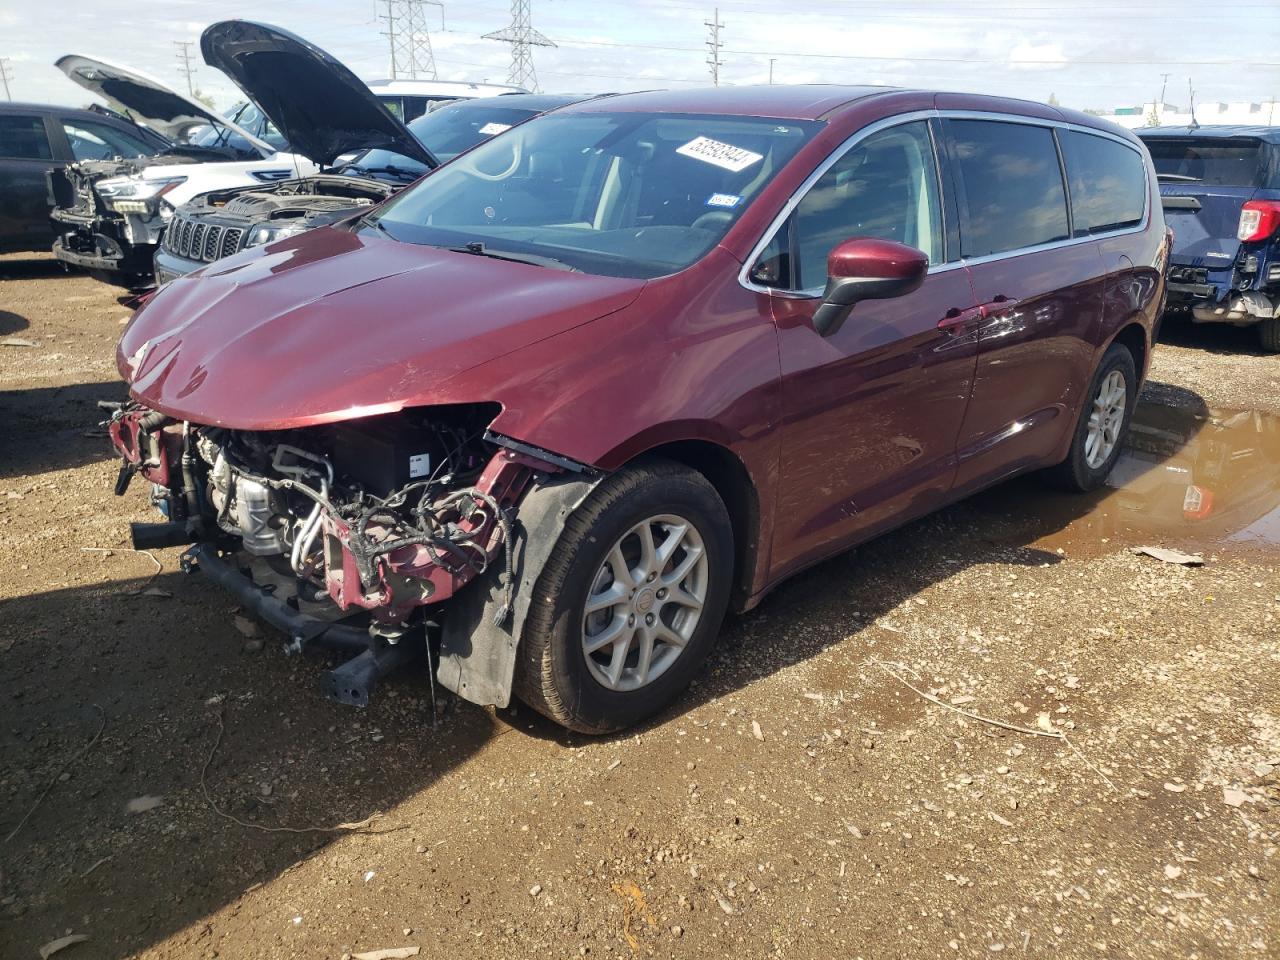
[738,108,1151,300]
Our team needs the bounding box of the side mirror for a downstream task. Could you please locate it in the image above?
[812,238,929,337]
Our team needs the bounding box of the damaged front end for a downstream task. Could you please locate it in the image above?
[48,157,197,287]
[106,401,581,706]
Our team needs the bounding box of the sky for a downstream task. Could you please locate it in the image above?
[3,0,1279,116]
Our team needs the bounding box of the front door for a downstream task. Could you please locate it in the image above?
[0,113,60,253]
[760,119,981,579]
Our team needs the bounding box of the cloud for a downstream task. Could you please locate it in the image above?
[1008,41,1068,71]
[1,0,1270,115]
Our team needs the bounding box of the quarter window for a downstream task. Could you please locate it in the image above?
[948,119,1069,258]
[0,115,52,160]
[1061,131,1146,234]
[788,120,944,291]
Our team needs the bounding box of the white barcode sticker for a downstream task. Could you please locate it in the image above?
[676,136,764,173]
[706,193,742,208]
[478,122,512,136]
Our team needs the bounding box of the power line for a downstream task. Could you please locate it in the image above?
[0,58,11,102]
[536,34,1280,68]
[381,0,444,79]
[173,40,195,96]
[704,7,724,86]
[483,0,555,92]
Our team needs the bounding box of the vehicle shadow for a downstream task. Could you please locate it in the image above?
[0,379,127,479]
[0,255,74,283]
[514,378,1219,746]
[0,568,496,960]
[1157,314,1266,356]
[0,310,31,336]
[0,380,1221,958]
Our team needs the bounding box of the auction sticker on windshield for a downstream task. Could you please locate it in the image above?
[479,122,512,135]
[677,136,764,173]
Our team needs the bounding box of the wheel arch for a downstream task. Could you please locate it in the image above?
[1107,320,1150,381]
[622,438,763,614]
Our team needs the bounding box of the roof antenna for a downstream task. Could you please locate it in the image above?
[1188,77,1199,130]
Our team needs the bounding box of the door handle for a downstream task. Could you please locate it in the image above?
[981,295,1019,316]
[938,305,984,331]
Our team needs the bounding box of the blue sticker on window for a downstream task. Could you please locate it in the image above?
[705,193,742,208]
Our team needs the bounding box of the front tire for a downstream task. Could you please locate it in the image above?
[513,459,733,735]
[1047,343,1137,492]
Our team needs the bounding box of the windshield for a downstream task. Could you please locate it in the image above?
[340,101,543,182]
[366,111,820,279]
[188,102,284,156]
[1145,137,1271,187]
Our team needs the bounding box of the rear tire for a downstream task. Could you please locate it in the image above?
[1259,317,1280,353]
[1046,343,1137,492]
[513,459,733,735]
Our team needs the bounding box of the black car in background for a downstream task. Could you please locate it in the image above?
[0,102,167,255]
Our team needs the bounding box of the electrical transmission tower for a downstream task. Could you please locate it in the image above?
[0,59,12,102]
[484,0,555,93]
[381,0,444,80]
[705,8,724,86]
[174,41,195,95]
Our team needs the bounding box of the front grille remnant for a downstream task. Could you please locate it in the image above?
[164,215,245,263]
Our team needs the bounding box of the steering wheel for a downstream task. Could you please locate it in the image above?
[459,138,523,182]
[691,210,734,232]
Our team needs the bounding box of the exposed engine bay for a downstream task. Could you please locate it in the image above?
[184,174,396,219]
[105,402,587,705]
[159,175,395,272]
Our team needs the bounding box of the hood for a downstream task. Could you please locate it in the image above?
[201,20,436,169]
[56,54,272,152]
[119,228,645,429]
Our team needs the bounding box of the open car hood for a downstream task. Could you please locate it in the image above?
[55,54,272,153]
[201,20,437,169]
[118,227,644,430]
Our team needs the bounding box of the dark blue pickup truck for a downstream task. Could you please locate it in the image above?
[1137,126,1280,352]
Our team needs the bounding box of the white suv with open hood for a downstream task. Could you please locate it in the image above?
[47,55,318,287]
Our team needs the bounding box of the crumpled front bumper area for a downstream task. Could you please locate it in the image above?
[104,402,565,704]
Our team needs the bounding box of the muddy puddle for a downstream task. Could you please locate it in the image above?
[970,401,1280,559]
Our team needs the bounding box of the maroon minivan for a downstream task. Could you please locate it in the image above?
[107,85,1167,732]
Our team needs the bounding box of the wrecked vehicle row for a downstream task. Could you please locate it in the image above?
[45,23,549,289]
[152,23,589,282]
[48,55,316,286]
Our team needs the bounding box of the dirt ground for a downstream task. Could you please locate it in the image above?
[1,253,1276,960]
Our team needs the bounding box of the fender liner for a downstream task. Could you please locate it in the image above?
[438,472,601,707]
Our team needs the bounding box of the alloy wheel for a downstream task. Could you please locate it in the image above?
[581,514,708,692]
[1084,368,1127,469]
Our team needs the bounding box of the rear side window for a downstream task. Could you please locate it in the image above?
[0,115,53,160]
[1143,137,1268,187]
[1061,131,1147,235]
[947,119,1069,258]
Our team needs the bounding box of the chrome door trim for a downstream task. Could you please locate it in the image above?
[738,108,1152,300]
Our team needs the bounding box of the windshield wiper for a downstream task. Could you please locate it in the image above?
[448,241,580,272]
[359,215,396,241]
[1157,173,1203,182]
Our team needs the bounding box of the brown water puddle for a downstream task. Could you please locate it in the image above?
[970,402,1280,559]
